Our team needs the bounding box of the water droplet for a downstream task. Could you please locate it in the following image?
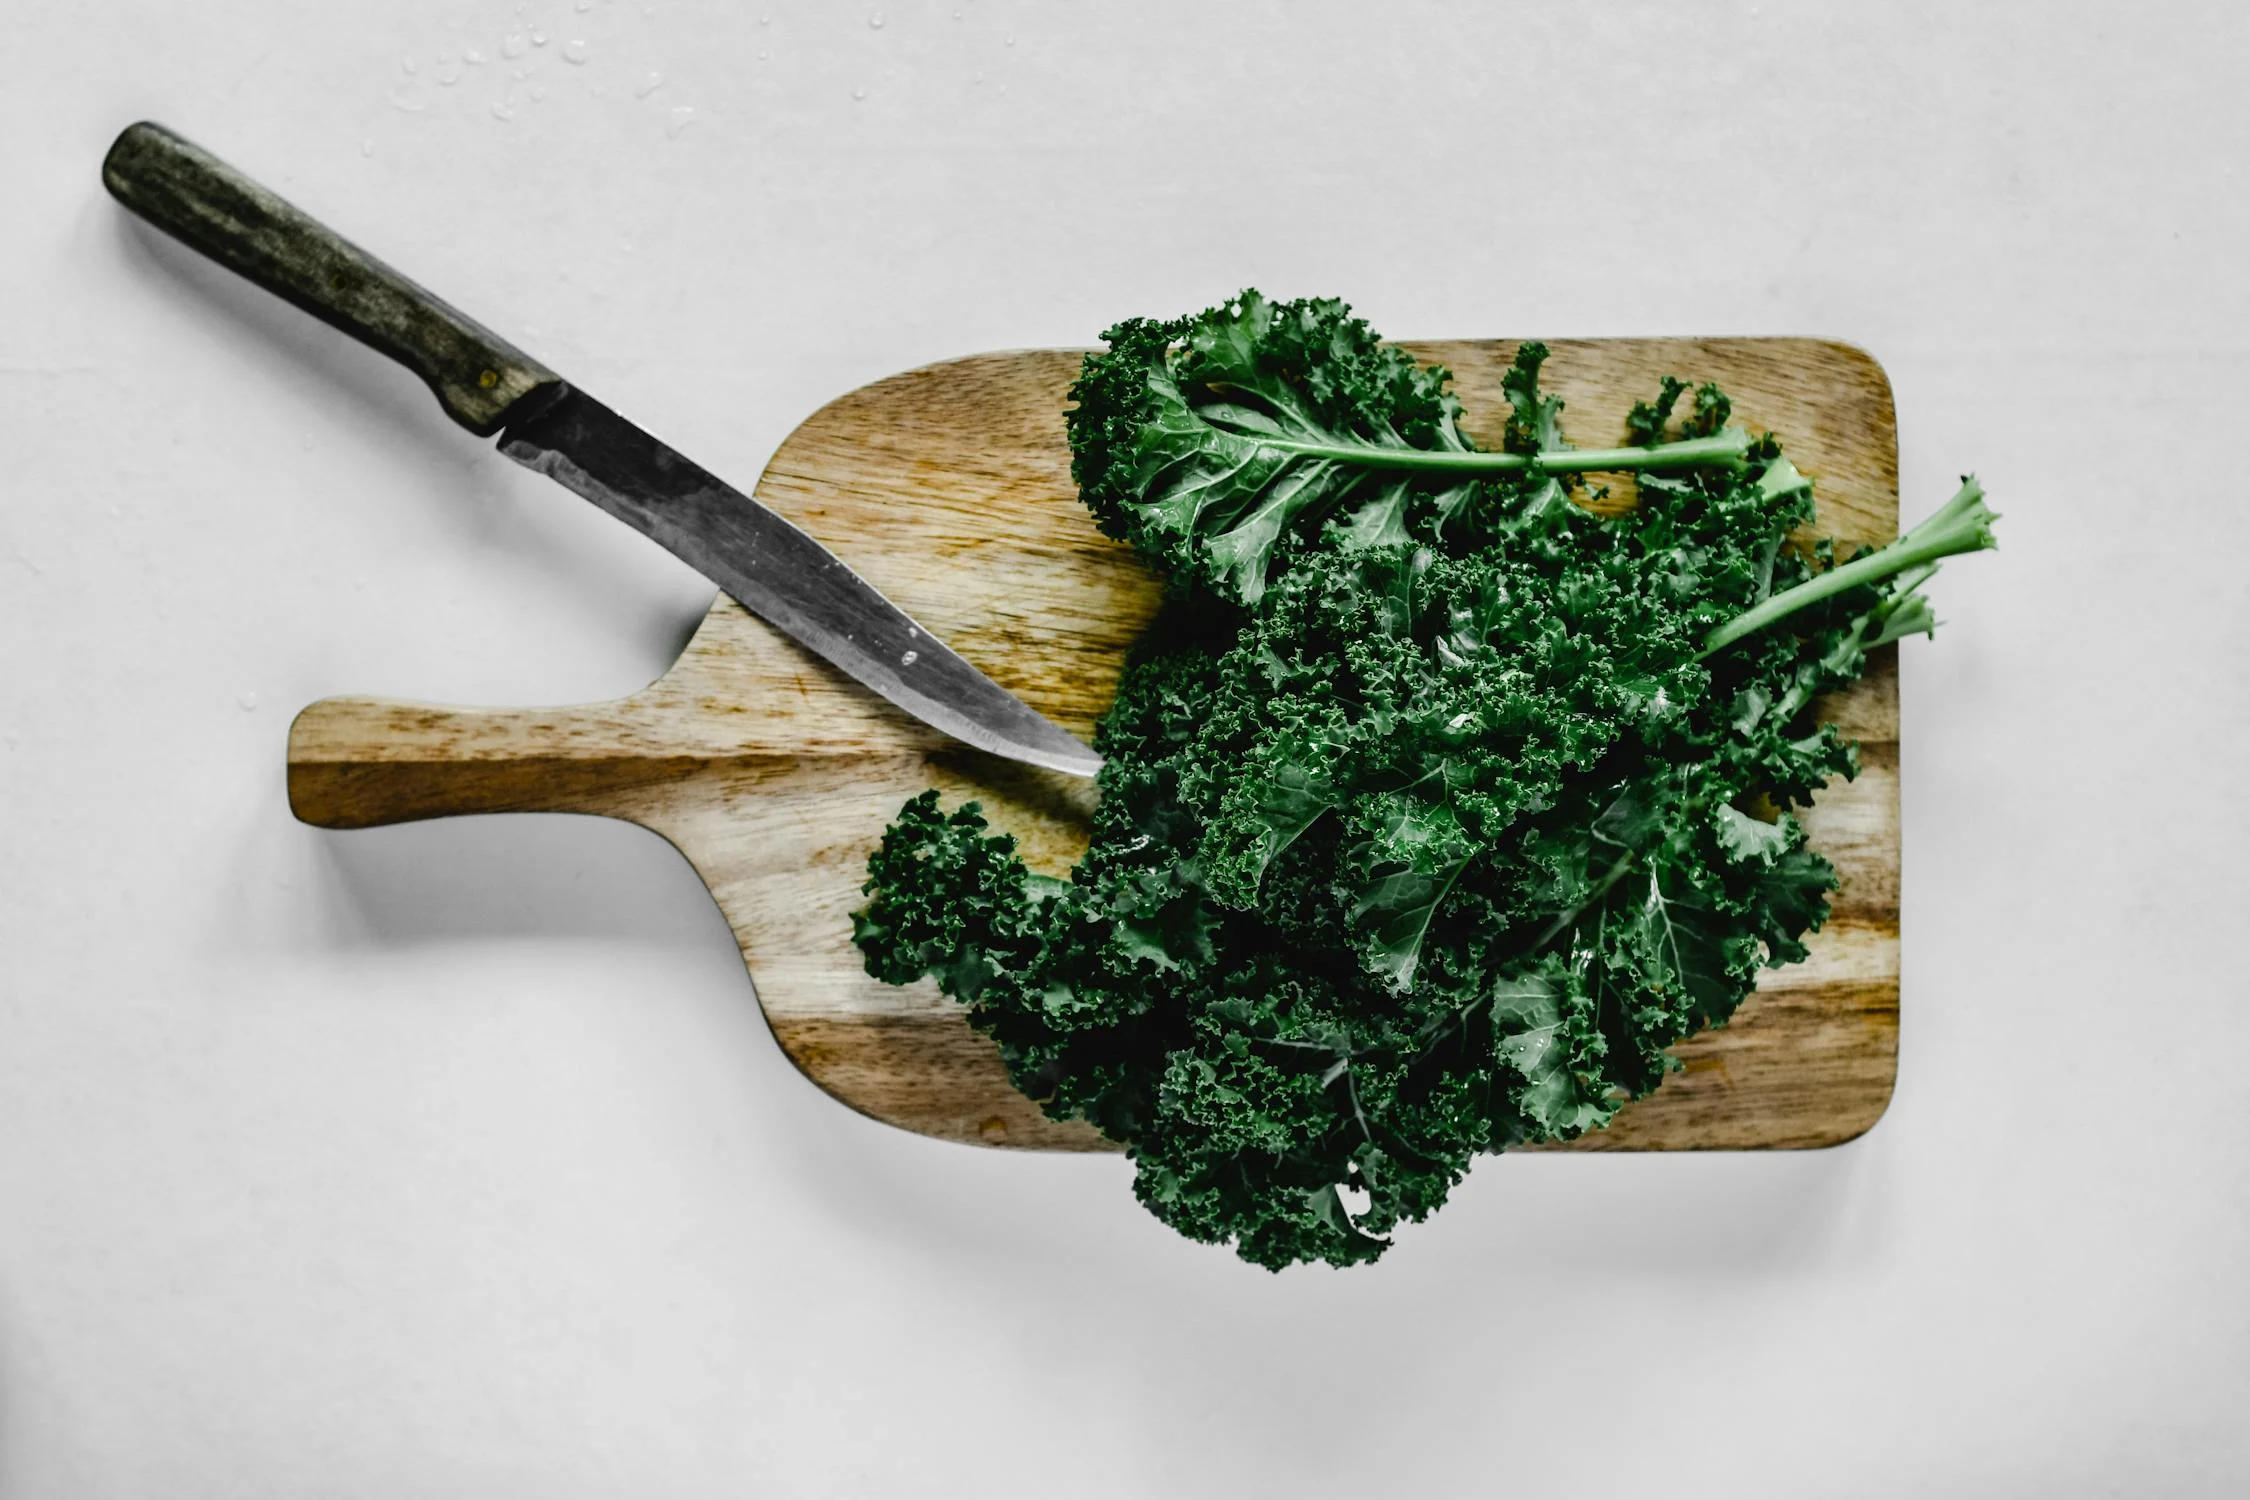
[464,47,485,64]
[390,90,427,112]
[759,11,771,23]
[868,10,884,26]
[1004,32,1015,44]
[530,84,546,101]
[665,105,695,137]
[360,139,375,156]
[436,64,461,85]
[531,29,548,45]
[635,70,663,97]
[401,56,419,74]
[899,649,919,666]
[951,7,962,16]
[238,692,259,712]
[352,575,367,590]
[491,99,515,120]
[851,84,866,99]
[757,48,768,60]
[502,32,528,58]
[562,38,591,63]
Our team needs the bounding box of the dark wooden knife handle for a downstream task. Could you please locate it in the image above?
[102,121,557,436]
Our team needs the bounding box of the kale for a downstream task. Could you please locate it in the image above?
[854,292,1997,1270]
[1067,292,1752,604]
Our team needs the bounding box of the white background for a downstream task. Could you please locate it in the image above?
[3,1,2245,1494]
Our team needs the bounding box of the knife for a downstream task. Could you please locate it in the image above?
[100,121,1102,779]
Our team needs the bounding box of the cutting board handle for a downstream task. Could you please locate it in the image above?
[103,121,557,436]
[286,695,681,829]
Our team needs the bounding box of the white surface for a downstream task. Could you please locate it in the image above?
[3,1,2246,1494]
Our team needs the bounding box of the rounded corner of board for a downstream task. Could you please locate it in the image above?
[1808,337,1899,409]
[1800,1066,1901,1152]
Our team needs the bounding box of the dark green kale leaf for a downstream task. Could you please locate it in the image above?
[1066,292,1753,605]
[856,293,1997,1270]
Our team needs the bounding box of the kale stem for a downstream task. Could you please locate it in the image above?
[1528,851,1637,954]
[1345,1068,1374,1145]
[1699,477,1997,658]
[1257,428,1752,476]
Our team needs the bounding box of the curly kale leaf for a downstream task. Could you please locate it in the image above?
[856,292,1997,1270]
[1065,292,1479,604]
[1066,292,1752,606]
[852,791,1044,1001]
[1488,966,1616,1138]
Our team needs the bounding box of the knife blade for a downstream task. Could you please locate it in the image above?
[100,120,1102,779]
[498,384,1103,774]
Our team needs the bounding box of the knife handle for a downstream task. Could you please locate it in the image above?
[102,121,556,436]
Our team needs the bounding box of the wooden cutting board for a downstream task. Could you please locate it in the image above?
[287,338,1901,1154]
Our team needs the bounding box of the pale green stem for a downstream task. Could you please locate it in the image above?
[1257,428,1753,476]
[1700,478,1996,658]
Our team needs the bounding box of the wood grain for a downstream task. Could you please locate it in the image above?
[287,338,1901,1154]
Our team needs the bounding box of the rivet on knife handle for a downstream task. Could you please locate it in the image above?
[101,121,557,435]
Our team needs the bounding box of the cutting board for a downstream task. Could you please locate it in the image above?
[287,338,1901,1153]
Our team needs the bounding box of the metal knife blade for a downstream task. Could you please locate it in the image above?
[500,385,1103,778]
